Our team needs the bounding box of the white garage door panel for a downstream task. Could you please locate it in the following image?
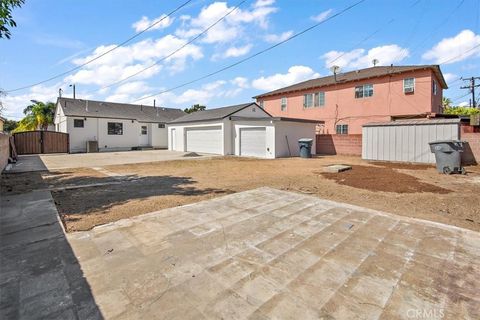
[240,127,266,158]
[186,126,222,154]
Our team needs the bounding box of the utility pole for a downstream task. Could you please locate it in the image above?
[460,77,480,108]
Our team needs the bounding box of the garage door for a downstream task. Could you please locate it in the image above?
[240,127,266,158]
[185,126,222,154]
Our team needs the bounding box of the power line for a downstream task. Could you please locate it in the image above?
[131,0,368,103]
[438,43,480,65]
[88,0,248,95]
[5,0,193,93]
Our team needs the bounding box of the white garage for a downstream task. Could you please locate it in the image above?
[185,126,222,154]
[167,102,321,158]
[239,127,266,157]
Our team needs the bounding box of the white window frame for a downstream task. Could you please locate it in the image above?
[281,97,287,111]
[141,125,147,135]
[433,80,437,95]
[258,100,264,109]
[304,92,325,108]
[404,78,415,93]
[336,124,348,135]
[355,84,373,98]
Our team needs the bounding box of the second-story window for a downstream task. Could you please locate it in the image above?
[304,92,325,108]
[281,97,287,111]
[258,100,264,108]
[404,78,415,93]
[433,80,437,95]
[355,84,373,98]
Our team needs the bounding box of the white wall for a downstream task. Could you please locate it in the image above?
[54,103,68,133]
[233,120,276,159]
[274,121,317,157]
[233,104,270,118]
[151,124,168,148]
[167,121,226,154]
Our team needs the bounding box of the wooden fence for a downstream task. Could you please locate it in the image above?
[13,131,69,155]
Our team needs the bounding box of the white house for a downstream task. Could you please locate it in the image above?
[54,98,185,153]
[167,102,321,158]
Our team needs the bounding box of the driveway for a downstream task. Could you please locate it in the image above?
[6,150,215,171]
[67,187,480,319]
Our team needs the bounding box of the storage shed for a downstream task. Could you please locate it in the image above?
[168,102,321,158]
[362,118,460,163]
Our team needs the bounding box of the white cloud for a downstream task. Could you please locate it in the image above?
[105,81,152,103]
[1,83,67,120]
[231,76,249,88]
[213,44,253,60]
[442,73,458,85]
[251,65,320,91]
[132,14,174,32]
[422,29,480,64]
[264,30,293,43]
[66,35,203,85]
[322,44,410,70]
[311,9,333,23]
[176,1,278,44]
[458,101,469,107]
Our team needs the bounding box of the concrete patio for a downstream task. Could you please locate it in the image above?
[66,187,480,319]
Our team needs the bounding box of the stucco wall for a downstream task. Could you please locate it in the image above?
[0,133,9,171]
[260,69,443,134]
[274,121,317,157]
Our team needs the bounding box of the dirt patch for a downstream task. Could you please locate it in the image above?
[10,155,477,232]
[371,161,434,171]
[1,172,46,194]
[320,165,450,194]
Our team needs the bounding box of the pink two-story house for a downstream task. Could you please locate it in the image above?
[254,65,447,135]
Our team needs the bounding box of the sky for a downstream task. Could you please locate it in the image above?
[1,0,479,120]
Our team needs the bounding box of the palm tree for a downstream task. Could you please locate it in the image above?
[442,97,452,108]
[13,100,55,132]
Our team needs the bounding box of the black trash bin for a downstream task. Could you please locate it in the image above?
[428,140,466,174]
[298,138,313,158]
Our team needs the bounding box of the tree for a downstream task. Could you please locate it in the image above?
[3,119,17,132]
[184,104,206,114]
[13,100,55,132]
[0,0,25,39]
[444,106,480,116]
[442,97,452,108]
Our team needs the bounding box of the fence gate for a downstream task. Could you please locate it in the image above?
[13,131,69,155]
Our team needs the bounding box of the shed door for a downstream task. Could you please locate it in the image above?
[240,127,266,158]
[185,126,222,154]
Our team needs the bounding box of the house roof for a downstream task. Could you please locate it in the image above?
[57,97,185,123]
[169,102,265,124]
[253,65,448,99]
[363,118,460,127]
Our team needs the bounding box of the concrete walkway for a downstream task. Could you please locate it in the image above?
[67,187,480,319]
[0,190,101,319]
[38,150,215,170]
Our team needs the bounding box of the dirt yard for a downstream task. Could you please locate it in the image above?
[2,156,479,232]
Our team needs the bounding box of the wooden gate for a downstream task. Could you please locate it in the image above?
[13,131,69,155]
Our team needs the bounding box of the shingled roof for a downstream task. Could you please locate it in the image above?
[169,102,265,124]
[253,65,448,99]
[57,98,185,123]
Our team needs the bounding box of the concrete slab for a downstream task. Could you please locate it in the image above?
[38,149,217,170]
[4,155,48,173]
[67,187,480,319]
[0,190,101,319]
[323,164,352,173]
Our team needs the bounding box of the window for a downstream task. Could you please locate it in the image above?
[281,97,287,111]
[433,80,437,95]
[141,126,147,135]
[336,124,348,134]
[304,92,325,108]
[355,84,373,98]
[108,122,123,135]
[258,100,264,108]
[73,119,84,128]
[314,92,325,107]
[404,78,415,93]
[158,123,165,128]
